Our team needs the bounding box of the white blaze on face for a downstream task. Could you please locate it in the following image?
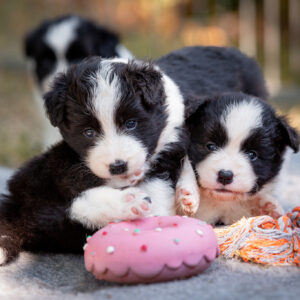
[42,17,79,93]
[197,99,263,194]
[86,61,147,187]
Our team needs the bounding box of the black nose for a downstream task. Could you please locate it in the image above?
[217,169,233,185]
[109,160,127,175]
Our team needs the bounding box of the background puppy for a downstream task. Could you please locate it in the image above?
[186,92,299,225]
[24,14,133,147]
[0,46,269,265]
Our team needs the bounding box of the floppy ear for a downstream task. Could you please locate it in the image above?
[126,62,164,107]
[184,95,210,119]
[43,73,68,127]
[278,116,299,153]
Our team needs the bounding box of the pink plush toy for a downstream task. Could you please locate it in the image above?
[84,216,219,283]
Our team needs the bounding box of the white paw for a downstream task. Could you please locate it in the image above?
[121,187,152,219]
[176,186,200,216]
[0,248,7,266]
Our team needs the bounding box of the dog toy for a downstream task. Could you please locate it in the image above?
[84,216,219,283]
[214,206,300,266]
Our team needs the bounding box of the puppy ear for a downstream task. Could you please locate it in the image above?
[126,62,164,107]
[184,95,210,119]
[43,73,68,127]
[278,116,299,153]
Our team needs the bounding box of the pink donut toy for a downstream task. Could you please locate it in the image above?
[84,216,219,283]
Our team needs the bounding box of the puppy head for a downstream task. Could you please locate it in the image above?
[186,93,299,201]
[25,15,120,93]
[44,57,167,188]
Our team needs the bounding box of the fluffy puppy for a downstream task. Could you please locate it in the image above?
[186,92,299,225]
[25,14,133,147]
[0,46,267,265]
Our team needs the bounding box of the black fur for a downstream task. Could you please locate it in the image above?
[1,46,271,265]
[156,46,268,117]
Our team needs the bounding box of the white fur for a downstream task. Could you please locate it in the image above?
[0,248,7,265]
[115,44,134,59]
[44,17,79,59]
[69,186,151,229]
[41,17,79,94]
[139,178,176,216]
[70,178,175,229]
[152,72,185,157]
[176,157,200,215]
[197,100,263,194]
[195,176,284,225]
[221,99,263,146]
[86,61,148,187]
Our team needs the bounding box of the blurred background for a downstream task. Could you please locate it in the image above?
[0,0,299,168]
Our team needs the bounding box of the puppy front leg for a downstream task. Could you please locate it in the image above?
[175,157,200,216]
[69,186,152,230]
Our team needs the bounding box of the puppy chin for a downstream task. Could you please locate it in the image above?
[200,186,248,202]
[107,169,146,189]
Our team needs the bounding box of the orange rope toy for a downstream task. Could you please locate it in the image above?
[214,207,300,266]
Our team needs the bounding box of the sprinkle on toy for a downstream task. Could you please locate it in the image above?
[107,246,115,254]
[124,228,129,231]
[133,228,141,235]
[198,221,206,225]
[83,243,88,250]
[102,231,108,236]
[86,235,92,240]
[91,251,95,256]
[140,245,148,252]
[182,216,188,218]
[196,229,204,236]
[155,227,162,232]
[173,238,179,244]
[173,223,178,227]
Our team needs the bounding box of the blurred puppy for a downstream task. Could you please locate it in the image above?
[24,15,133,147]
[185,93,299,225]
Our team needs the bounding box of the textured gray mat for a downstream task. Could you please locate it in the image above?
[0,154,299,300]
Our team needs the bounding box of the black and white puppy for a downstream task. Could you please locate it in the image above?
[25,14,133,147]
[0,46,266,265]
[185,92,299,225]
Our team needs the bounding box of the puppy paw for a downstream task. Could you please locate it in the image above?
[176,187,199,216]
[258,202,284,219]
[121,187,152,219]
[252,197,285,219]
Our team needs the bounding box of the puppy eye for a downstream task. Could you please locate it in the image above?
[247,150,258,161]
[125,119,137,130]
[83,128,95,138]
[206,143,218,152]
